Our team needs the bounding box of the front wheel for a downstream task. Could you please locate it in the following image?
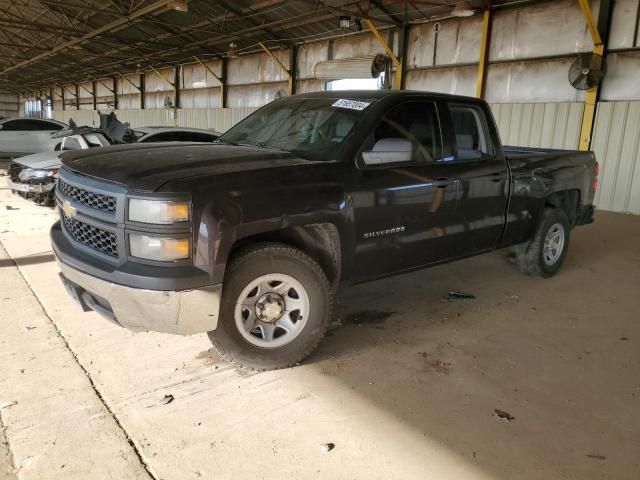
[208,243,332,371]
[516,208,571,278]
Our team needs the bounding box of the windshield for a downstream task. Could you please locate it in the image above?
[219,97,369,161]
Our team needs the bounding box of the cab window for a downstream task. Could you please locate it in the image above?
[361,101,442,166]
[450,105,494,161]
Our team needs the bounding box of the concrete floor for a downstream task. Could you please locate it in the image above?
[0,172,639,480]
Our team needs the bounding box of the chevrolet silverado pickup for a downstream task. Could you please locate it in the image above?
[51,91,597,370]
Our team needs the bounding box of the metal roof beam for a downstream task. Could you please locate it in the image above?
[0,0,184,77]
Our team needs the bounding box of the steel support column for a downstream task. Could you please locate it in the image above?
[476,9,492,98]
[140,74,146,109]
[364,18,402,90]
[220,57,228,108]
[92,81,97,110]
[174,65,181,109]
[578,0,613,151]
[112,77,118,109]
[289,44,297,96]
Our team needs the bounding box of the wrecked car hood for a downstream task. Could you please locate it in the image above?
[61,142,313,192]
[14,151,62,170]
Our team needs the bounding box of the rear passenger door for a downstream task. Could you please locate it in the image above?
[444,102,509,254]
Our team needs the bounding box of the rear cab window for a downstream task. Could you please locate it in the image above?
[449,104,495,161]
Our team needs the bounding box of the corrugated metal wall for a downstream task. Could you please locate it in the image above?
[592,101,640,215]
[489,103,584,149]
[0,91,18,118]
[52,107,258,133]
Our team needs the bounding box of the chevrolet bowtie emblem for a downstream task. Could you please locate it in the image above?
[62,200,76,219]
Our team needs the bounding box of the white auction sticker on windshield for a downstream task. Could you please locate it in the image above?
[332,99,371,111]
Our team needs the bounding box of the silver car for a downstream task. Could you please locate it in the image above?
[0,117,68,158]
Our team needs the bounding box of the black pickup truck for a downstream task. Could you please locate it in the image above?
[51,91,597,370]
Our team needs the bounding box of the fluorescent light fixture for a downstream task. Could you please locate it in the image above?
[168,0,188,12]
[451,1,475,17]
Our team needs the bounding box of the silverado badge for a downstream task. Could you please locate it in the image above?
[62,200,76,219]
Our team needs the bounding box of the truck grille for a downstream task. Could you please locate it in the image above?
[61,212,118,257]
[58,178,117,213]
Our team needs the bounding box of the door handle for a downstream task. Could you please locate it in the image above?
[434,177,455,189]
[489,173,506,183]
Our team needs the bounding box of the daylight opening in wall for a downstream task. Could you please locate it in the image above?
[326,76,384,91]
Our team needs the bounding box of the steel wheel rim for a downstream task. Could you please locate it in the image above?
[543,222,565,266]
[234,273,310,349]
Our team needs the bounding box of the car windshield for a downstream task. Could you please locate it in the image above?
[219,97,370,161]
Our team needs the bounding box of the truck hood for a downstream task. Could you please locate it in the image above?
[61,142,313,192]
[15,151,62,170]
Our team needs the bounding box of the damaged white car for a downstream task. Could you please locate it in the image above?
[8,127,111,205]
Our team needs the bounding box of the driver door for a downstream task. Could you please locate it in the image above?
[350,100,461,281]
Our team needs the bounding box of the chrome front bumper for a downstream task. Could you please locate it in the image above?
[56,257,222,335]
[9,179,55,194]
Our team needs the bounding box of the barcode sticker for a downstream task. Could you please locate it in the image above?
[332,99,371,111]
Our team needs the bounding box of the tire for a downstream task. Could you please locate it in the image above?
[516,207,570,278]
[208,243,332,371]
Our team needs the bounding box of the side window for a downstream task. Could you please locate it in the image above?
[178,132,216,142]
[2,120,30,131]
[140,132,174,143]
[30,120,63,131]
[450,105,494,161]
[62,136,82,151]
[1,119,63,131]
[1,120,19,131]
[363,102,442,166]
[41,121,64,131]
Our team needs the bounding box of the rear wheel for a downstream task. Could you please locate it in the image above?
[208,243,332,371]
[516,208,570,278]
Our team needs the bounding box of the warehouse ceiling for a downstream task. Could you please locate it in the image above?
[0,0,528,92]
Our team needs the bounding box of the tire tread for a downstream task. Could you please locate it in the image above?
[208,242,332,371]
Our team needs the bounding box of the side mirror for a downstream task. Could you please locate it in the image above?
[361,138,412,166]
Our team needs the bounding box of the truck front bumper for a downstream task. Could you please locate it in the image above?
[9,179,55,194]
[52,218,222,335]
[56,258,221,335]
[56,259,221,335]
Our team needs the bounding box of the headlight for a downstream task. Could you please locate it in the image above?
[18,169,56,181]
[128,199,190,224]
[129,234,190,261]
